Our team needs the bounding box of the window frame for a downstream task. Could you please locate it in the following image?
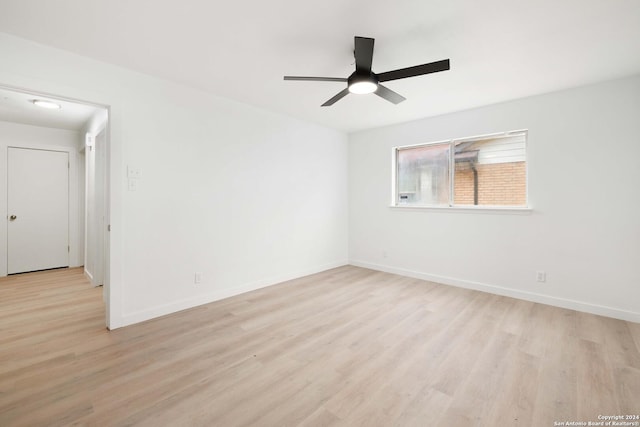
[391,130,530,210]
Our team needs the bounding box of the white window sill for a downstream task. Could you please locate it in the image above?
[389,205,532,215]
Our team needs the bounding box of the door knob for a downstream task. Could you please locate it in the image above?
[9,215,16,221]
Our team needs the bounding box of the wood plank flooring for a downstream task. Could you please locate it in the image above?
[1,266,639,426]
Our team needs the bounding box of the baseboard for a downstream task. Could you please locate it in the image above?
[116,260,349,328]
[84,269,94,282]
[349,260,640,324]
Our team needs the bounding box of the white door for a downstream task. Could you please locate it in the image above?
[95,129,106,287]
[7,147,69,274]
[86,129,105,286]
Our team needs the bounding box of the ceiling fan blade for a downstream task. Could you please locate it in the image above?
[375,84,406,104]
[354,36,375,72]
[284,76,347,82]
[321,88,350,107]
[378,59,450,82]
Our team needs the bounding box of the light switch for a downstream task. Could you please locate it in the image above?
[127,165,141,179]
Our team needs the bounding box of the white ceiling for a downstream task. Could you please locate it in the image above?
[0,86,103,131]
[0,0,639,133]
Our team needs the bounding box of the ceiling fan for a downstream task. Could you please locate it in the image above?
[284,36,450,107]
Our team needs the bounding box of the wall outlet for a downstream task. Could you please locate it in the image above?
[194,272,202,284]
[127,179,138,192]
[536,271,546,283]
[382,250,388,259]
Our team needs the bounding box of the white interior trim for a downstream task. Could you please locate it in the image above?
[388,206,533,214]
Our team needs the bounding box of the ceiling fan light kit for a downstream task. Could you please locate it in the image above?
[284,36,450,107]
[347,72,379,94]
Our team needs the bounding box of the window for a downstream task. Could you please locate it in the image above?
[394,130,527,208]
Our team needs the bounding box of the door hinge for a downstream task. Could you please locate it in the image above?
[68,245,70,252]
[107,224,111,232]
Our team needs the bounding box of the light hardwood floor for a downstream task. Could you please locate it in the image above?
[1,266,639,426]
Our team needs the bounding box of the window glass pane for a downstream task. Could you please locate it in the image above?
[453,134,526,206]
[397,143,450,205]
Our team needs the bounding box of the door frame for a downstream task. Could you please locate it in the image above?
[0,83,111,328]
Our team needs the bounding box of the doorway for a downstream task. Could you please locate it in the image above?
[0,84,110,327]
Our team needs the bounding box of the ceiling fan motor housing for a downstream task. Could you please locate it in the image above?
[348,71,379,94]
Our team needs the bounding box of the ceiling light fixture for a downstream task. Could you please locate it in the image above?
[31,99,62,109]
[348,72,379,95]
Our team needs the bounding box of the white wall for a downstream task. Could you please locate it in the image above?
[0,33,349,328]
[349,74,640,322]
[0,120,84,276]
